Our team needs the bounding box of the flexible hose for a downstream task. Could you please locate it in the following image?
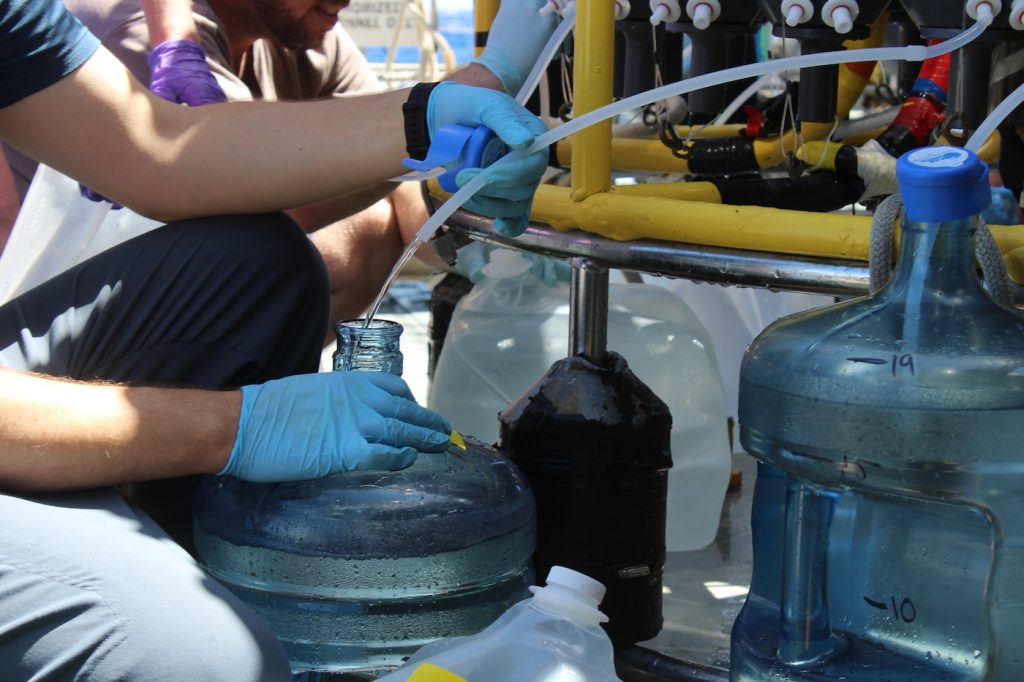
[414,18,991,243]
[515,9,576,105]
[835,107,899,139]
[711,74,774,126]
[966,78,1024,153]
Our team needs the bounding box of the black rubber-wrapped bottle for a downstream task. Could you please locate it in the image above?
[498,352,672,648]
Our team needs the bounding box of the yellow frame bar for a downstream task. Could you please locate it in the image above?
[530,184,1024,282]
[569,0,615,200]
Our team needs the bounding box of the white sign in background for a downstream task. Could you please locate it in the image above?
[338,0,419,48]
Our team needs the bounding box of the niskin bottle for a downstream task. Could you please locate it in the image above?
[429,248,732,553]
[376,566,622,682]
[193,319,536,677]
[732,146,1024,680]
[499,350,671,649]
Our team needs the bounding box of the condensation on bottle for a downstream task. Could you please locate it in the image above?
[732,147,1024,680]
[193,318,536,676]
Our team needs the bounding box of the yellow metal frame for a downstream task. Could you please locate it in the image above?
[473,0,499,58]
[527,6,1024,282]
[568,0,615,200]
[554,16,886,174]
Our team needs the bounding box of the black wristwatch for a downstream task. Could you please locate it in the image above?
[402,82,441,161]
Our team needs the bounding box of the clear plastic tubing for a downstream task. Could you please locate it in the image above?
[966,77,1024,153]
[412,17,990,245]
[712,73,774,126]
[390,10,573,186]
[514,8,577,105]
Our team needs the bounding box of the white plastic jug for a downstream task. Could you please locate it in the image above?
[635,276,830,449]
[429,248,732,551]
[0,164,160,304]
[376,566,622,682]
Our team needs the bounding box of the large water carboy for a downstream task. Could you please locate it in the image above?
[731,146,1024,680]
[193,319,536,676]
[429,247,732,553]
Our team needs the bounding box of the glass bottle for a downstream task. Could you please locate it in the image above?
[333,318,403,374]
[193,318,536,677]
[732,147,1024,680]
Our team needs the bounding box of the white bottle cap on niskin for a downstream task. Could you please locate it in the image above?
[528,566,610,626]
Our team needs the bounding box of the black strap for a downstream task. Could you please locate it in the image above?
[403,82,440,161]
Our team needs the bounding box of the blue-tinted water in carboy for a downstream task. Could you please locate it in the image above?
[193,319,536,678]
[731,147,1024,680]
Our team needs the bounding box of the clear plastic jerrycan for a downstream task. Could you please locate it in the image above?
[429,248,732,552]
[732,147,1024,680]
[376,566,623,682]
[193,319,536,676]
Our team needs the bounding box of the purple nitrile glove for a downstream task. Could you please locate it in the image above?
[147,39,227,106]
[79,184,122,208]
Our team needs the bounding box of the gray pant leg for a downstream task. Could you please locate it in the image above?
[0,212,331,549]
[0,488,292,681]
[0,212,328,385]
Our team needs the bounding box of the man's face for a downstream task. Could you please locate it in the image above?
[251,0,350,50]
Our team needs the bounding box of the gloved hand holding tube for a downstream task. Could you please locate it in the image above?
[472,0,560,96]
[220,371,452,482]
[422,82,549,237]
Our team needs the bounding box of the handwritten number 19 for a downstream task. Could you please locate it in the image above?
[892,354,915,377]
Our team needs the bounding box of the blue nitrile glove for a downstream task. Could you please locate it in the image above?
[427,82,548,237]
[221,371,452,482]
[148,39,227,106]
[983,185,1021,225]
[473,0,558,96]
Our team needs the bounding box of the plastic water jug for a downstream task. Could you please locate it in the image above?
[376,566,622,682]
[428,249,732,552]
[731,146,1024,680]
[193,319,536,676]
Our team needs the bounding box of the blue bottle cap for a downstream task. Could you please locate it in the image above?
[895,146,991,222]
[402,124,509,193]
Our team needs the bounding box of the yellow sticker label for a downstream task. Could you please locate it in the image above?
[450,430,466,450]
[407,662,468,682]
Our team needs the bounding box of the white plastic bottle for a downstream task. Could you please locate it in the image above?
[376,566,622,682]
[429,248,732,551]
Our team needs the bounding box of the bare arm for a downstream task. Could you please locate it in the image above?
[0,368,236,492]
[0,47,410,222]
[142,0,200,44]
[446,62,506,93]
[0,154,18,254]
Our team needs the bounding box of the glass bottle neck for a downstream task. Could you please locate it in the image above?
[333,319,404,376]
